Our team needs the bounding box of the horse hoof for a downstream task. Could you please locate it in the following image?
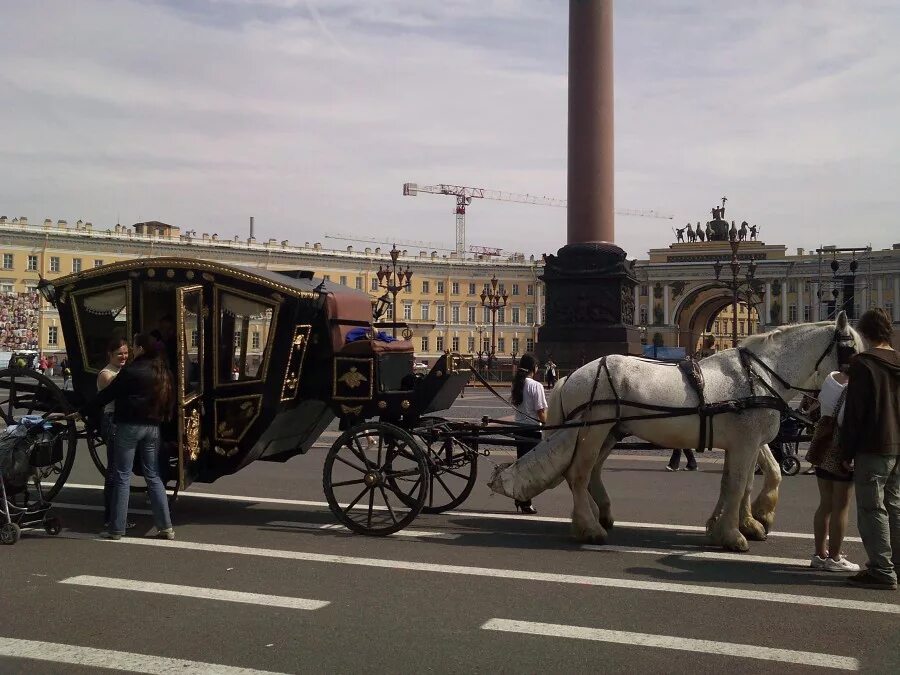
[599,516,615,531]
[723,532,750,552]
[740,519,767,542]
[752,510,774,534]
[573,523,608,545]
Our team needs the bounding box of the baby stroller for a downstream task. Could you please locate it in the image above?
[0,415,64,545]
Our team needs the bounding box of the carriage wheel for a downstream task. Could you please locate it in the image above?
[781,454,801,476]
[86,424,108,475]
[411,418,478,514]
[0,368,77,500]
[323,422,428,536]
[0,522,20,545]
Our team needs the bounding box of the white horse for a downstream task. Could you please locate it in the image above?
[489,313,861,552]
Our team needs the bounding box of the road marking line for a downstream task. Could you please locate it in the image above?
[0,637,288,674]
[583,545,809,567]
[59,483,863,542]
[266,520,460,539]
[480,619,859,671]
[58,533,899,615]
[59,575,329,610]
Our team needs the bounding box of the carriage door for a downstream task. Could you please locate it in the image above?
[176,285,205,489]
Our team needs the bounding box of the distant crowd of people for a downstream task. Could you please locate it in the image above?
[0,290,40,352]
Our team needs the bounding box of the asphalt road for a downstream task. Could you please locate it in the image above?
[2,391,898,674]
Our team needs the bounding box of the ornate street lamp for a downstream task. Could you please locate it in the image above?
[480,275,509,371]
[712,238,765,348]
[374,245,413,337]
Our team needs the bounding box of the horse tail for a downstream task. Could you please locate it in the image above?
[488,374,578,501]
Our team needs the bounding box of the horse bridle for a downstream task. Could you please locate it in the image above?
[815,328,856,372]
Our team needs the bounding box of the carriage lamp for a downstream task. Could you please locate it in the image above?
[36,277,56,304]
[373,293,391,321]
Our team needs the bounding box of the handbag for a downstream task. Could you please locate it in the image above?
[804,388,848,469]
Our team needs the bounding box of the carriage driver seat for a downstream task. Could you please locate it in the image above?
[324,290,414,356]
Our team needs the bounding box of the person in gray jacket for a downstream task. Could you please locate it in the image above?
[840,308,899,590]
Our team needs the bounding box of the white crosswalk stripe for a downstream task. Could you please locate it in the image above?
[60,575,329,610]
[481,619,859,671]
[0,637,289,675]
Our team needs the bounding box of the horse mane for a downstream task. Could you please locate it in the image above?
[739,321,832,350]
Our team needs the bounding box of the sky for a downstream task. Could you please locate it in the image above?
[1,0,898,260]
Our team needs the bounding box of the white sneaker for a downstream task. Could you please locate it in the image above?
[824,557,860,573]
[810,554,828,569]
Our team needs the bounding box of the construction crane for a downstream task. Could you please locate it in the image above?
[403,182,674,255]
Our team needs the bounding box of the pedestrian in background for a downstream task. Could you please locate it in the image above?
[510,353,547,515]
[840,308,899,590]
[97,338,129,528]
[667,448,697,471]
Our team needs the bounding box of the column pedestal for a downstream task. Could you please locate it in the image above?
[537,242,641,369]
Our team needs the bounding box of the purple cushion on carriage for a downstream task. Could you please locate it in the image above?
[340,338,414,356]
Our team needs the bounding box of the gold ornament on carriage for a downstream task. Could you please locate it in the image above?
[338,367,367,390]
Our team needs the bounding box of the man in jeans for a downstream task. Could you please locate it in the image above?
[840,308,899,590]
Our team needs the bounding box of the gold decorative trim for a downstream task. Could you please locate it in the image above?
[176,285,204,407]
[184,408,201,461]
[50,256,316,299]
[332,357,374,401]
[213,284,281,389]
[401,399,411,410]
[147,268,156,278]
[214,394,264,445]
[70,280,133,375]
[377,400,387,409]
[280,324,311,402]
[340,404,363,416]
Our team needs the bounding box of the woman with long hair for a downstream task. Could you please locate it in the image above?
[81,332,175,540]
[98,337,129,527]
[510,353,548,514]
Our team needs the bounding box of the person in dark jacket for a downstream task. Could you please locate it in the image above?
[839,308,899,590]
[79,333,176,540]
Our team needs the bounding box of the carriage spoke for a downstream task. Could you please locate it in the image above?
[366,488,375,528]
[345,485,371,512]
[349,437,373,468]
[378,485,399,525]
[439,467,470,481]
[432,471,457,499]
[334,453,368,474]
[376,435,384,468]
[331,478,367,488]
[382,468,423,479]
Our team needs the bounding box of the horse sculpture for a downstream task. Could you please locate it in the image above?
[489,314,861,552]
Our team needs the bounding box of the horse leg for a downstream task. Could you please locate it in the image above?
[751,443,782,533]
[588,434,618,530]
[738,466,767,542]
[707,443,758,551]
[565,424,614,543]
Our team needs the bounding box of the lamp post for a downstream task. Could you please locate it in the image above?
[374,245,413,337]
[817,248,865,319]
[474,324,486,369]
[712,238,765,348]
[480,275,509,371]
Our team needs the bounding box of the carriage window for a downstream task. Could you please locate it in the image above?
[73,284,129,371]
[180,288,203,401]
[217,290,275,384]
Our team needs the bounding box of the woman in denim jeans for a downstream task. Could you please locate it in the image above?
[98,337,129,527]
[80,333,175,540]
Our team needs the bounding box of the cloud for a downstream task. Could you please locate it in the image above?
[0,0,897,258]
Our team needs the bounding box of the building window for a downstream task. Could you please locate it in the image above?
[803,305,811,322]
[512,337,520,354]
[482,307,490,323]
[48,326,58,345]
[497,307,505,324]
[252,332,260,349]
[497,337,505,353]
[421,336,429,352]
[386,304,394,320]
[498,283,506,294]
[191,330,199,347]
[422,280,430,294]
[640,284,649,296]
[402,302,412,320]
[0,283,12,293]
[405,280,411,292]
[339,275,347,286]
[512,307,520,324]
[788,304,798,322]
[526,338,535,352]
[233,330,242,347]
[49,256,60,272]
[467,336,475,352]
[355,276,363,290]
[527,284,534,296]
[451,305,460,323]
[468,306,476,323]
[436,281,444,294]
[739,321,745,336]
[451,336,459,351]
[371,278,378,291]
[788,280,797,293]
[512,283,520,296]
[421,304,430,321]
[451,282,459,295]
[482,337,490,353]
[526,306,535,324]
[27,255,38,271]
[468,282,476,295]
[72,258,82,273]
[94,259,104,268]
[323,274,331,281]
[436,305,445,323]
[2,254,12,270]
[436,336,444,351]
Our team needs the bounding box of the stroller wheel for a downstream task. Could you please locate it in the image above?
[781,456,801,476]
[1,522,20,545]
[44,517,62,536]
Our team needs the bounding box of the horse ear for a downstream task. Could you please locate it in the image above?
[836,310,848,330]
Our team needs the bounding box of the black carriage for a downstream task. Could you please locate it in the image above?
[0,256,480,535]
